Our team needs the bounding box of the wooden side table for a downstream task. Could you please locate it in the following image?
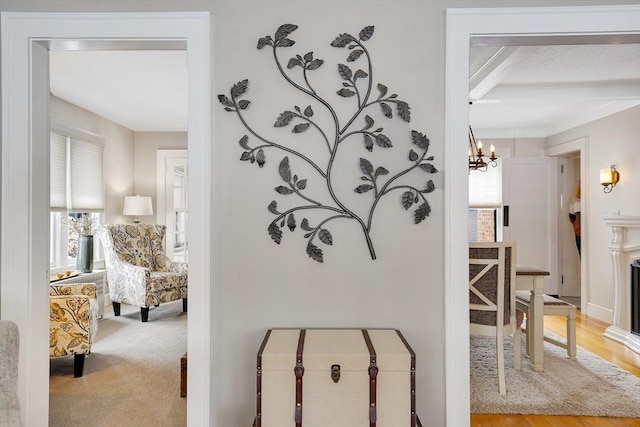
[180,352,187,397]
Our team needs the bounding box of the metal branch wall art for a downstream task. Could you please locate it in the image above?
[218,24,438,263]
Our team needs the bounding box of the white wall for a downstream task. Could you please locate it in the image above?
[134,131,187,222]
[547,105,640,322]
[479,137,547,159]
[211,2,445,424]
[50,100,188,225]
[51,95,135,224]
[41,6,451,424]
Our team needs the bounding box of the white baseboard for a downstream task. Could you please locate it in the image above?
[586,302,613,324]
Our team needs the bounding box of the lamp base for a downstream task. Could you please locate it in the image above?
[132,216,141,223]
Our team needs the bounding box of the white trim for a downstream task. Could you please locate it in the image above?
[602,216,640,335]
[603,215,640,229]
[445,5,639,425]
[444,9,471,426]
[545,137,590,313]
[1,12,212,426]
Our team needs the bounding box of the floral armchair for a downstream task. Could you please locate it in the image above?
[96,224,188,322]
[49,283,99,378]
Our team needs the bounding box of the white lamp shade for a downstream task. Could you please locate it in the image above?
[123,195,153,216]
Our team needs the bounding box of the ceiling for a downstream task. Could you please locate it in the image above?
[50,50,188,132]
[469,40,640,138]
[50,41,640,137]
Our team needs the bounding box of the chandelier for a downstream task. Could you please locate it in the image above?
[468,126,497,172]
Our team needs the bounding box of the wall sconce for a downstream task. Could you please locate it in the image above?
[123,195,153,223]
[600,165,620,193]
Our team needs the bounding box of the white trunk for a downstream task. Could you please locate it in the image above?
[259,329,414,427]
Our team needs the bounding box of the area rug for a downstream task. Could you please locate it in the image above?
[471,334,640,417]
[49,301,187,427]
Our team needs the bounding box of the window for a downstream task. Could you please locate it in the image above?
[468,209,497,242]
[50,211,103,268]
[469,159,503,242]
[50,128,104,270]
[469,158,502,209]
[157,151,189,263]
[172,164,188,263]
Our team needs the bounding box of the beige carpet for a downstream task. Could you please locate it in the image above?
[49,300,187,427]
[471,333,640,417]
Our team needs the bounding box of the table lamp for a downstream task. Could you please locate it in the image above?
[123,195,153,223]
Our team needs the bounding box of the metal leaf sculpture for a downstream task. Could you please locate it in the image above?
[219,24,438,263]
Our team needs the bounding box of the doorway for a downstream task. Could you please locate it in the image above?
[445,6,638,424]
[559,155,581,306]
[47,47,188,425]
[547,137,589,311]
[0,12,211,426]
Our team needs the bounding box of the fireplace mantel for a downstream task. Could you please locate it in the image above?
[603,215,640,355]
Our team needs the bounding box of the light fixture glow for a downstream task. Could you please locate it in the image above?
[600,165,620,193]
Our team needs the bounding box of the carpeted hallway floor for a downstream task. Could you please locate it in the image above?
[49,300,187,427]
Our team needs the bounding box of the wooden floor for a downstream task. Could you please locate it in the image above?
[471,310,640,427]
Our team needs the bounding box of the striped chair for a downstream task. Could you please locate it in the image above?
[469,241,522,395]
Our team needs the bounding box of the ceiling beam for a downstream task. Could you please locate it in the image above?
[477,80,640,103]
[470,33,640,47]
[469,46,535,101]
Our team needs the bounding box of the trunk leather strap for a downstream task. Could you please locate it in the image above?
[294,329,306,427]
[255,329,272,427]
[396,330,417,427]
[362,330,378,426]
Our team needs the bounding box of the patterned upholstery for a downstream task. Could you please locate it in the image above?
[49,283,99,377]
[96,224,188,322]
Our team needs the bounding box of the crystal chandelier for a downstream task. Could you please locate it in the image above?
[468,125,497,172]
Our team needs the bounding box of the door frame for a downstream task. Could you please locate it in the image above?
[547,137,589,312]
[157,149,189,260]
[445,6,639,425]
[1,12,212,426]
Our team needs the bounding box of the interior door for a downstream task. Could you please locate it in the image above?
[559,156,581,297]
[157,150,188,262]
[502,157,559,294]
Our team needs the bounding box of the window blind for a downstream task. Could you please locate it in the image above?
[469,158,502,208]
[50,132,68,210]
[50,131,104,211]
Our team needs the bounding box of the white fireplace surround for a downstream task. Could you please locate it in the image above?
[603,215,640,355]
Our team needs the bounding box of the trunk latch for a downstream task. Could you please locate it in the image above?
[331,364,341,383]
